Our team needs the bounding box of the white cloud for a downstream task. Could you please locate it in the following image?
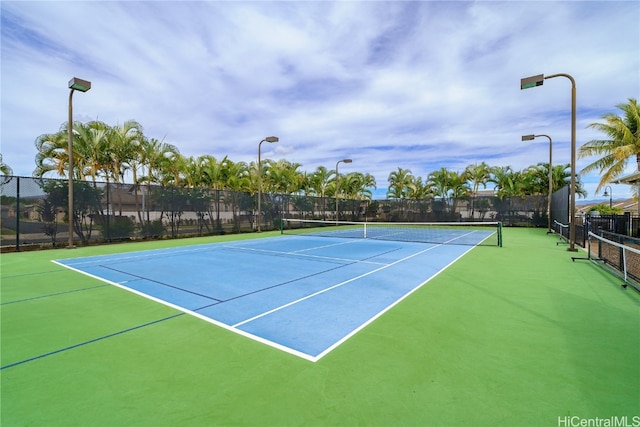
[1,0,638,203]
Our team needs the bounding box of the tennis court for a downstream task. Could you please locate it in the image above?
[1,227,638,427]
[52,221,498,361]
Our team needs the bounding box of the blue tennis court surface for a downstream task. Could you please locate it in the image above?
[54,233,490,361]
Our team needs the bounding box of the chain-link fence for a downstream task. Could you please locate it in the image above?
[1,176,554,251]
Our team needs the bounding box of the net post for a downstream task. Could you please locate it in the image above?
[280,218,284,234]
[498,222,503,247]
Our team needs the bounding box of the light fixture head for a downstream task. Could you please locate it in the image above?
[68,77,91,92]
[265,136,279,143]
[342,158,353,163]
[520,74,544,90]
[522,134,536,141]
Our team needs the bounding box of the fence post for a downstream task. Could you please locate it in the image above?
[625,212,631,236]
[15,176,20,252]
[106,183,111,242]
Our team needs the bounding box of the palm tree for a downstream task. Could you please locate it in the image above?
[71,121,110,183]
[339,172,376,220]
[489,166,525,199]
[125,132,153,225]
[344,171,376,200]
[387,167,415,200]
[523,163,550,196]
[464,162,491,219]
[182,156,202,188]
[138,138,179,226]
[0,154,12,176]
[447,171,470,215]
[33,125,72,178]
[307,166,335,218]
[550,163,586,198]
[387,167,417,220]
[427,168,451,200]
[263,159,304,218]
[109,120,143,184]
[579,98,640,193]
[223,159,250,230]
[200,155,228,231]
[427,168,469,216]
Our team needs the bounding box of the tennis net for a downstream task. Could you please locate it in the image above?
[280,219,502,247]
[587,231,640,291]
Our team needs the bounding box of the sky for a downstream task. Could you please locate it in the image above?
[1,0,638,202]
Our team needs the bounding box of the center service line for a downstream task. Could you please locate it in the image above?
[232,242,444,328]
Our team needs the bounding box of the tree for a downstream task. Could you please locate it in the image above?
[427,168,469,217]
[489,166,525,199]
[263,159,304,219]
[550,163,586,198]
[40,179,102,244]
[386,167,415,200]
[343,171,376,200]
[464,162,491,219]
[74,120,111,183]
[447,171,470,215]
[579,98,640,193]
[223,160,250,231]
[33,125,70,178]
[138,138,180,229]
[0,154,12,176]
[200,155,228,232]
[307,166,335,218]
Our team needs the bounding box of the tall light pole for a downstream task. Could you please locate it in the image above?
[335,158,352,221]
[257,136,278,232]
[521,73,577,251]
[522,134,553,233]
[603,185,613,209]
[67,77,91,248]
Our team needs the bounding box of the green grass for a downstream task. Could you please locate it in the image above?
[1,228,638,426]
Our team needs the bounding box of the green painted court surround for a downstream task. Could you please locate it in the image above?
[1,228,638,426]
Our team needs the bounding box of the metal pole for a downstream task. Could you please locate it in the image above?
[258,140,263,232]
[256,136,278,232]
[569,77,577,251]
[335,161,340,221]
[547,135,553,233]
[604,185,612,209]
[535,134,553,233]
[545,73,577,251]
[523,134,552,233]
[67,88,76,248]
[16,177,20,252]
[334,158,352,221]
[66,77,91,248]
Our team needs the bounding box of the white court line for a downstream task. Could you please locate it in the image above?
[54,232,488,362]
[314,241,479,361]
[52,259,318,362]
[232,242,442,328]
[63,236,364,267]
[58,244,225,267]
[287,238,361,253]
[222,243,390,265]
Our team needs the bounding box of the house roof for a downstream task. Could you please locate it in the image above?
[613,170,640,184]
[577,197,638,214]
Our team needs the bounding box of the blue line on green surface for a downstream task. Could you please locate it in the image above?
[0,284,110,306]
[0,313,185,370]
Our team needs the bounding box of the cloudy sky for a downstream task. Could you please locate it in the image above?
[1,1,638,201]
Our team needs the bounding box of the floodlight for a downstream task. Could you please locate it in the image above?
[68,77,91,92]
[520,74,544,90]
